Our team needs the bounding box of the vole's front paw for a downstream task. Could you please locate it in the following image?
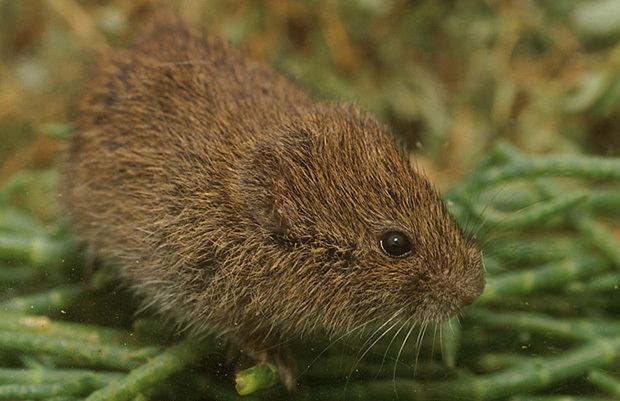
[266,348,297,392]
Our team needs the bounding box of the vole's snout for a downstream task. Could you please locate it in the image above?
[457,256,486,307]
[431,251,485,318]
[461,275,485,306]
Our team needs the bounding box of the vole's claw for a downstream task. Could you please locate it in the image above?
[271,349,297,392]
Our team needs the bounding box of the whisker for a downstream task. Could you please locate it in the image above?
[392,320,417,398]
[357,310,402,355]
[377,317,411,379]
[344,316,402,398]
[297,316,380,378]
[414,321,429,375]
[255,337,294,353]
[466,184,510,247]
[439,321,444,362]
[431,323,438,361]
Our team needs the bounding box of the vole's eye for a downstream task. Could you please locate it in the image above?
[380,230,412,258]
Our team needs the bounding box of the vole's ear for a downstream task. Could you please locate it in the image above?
[240,129,314,237]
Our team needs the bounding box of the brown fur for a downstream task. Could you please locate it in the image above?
[62,16,484,387]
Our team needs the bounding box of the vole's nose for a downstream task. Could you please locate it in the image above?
[461,274,485,306]
[461,289,479,307]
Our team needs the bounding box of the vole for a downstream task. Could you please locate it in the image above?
[62,15,485,390]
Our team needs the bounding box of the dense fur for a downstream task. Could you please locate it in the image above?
[62,17,484,383]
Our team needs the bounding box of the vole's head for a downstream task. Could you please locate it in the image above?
[241,104,484,337]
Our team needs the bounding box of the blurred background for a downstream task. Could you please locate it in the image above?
[2,0,620,202]
[1,2,620,399]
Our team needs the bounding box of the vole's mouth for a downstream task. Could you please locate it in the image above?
[416,302,461,324]
[413,275,486,324]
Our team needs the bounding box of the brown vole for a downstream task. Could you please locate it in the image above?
[62,16,484,389]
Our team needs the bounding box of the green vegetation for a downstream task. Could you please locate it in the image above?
[1,1,619,400]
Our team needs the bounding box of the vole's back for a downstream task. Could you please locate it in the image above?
[75,20,313,164]
[64,20,310,314]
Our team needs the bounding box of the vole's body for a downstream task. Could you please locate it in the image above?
[64,17,484,387]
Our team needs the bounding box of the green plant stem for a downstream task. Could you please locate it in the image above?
[486,294,620,315]
[482,255,505,275]
[0,379,99,399]
[467,154,620,191]
[42,122,73,140]
[0,367,122,385]
[588,370,620,396]
[476,182,542,211]
[589,273,620,293]
[0,264,41,283]
[0,331,154,370]
[310,335,620,400]
[467,192,588,229]
[589,187,620,213]
[17,354,48,369]
[488,236,582,265]
[0,209,48,235]
[0,232,71,266]
[235,362,279,395]
[510,397,618,401]
[476,353,530,372]
[572,214,620,268]
[472,185,620,216]
[0,284,86,314]
[467,310,620,341]
[0,172,36,206]
[567,272,620,293]
[0,312,135,345]
[484,148,620,187]
[84,340,208,401]
[478,255,609,303]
